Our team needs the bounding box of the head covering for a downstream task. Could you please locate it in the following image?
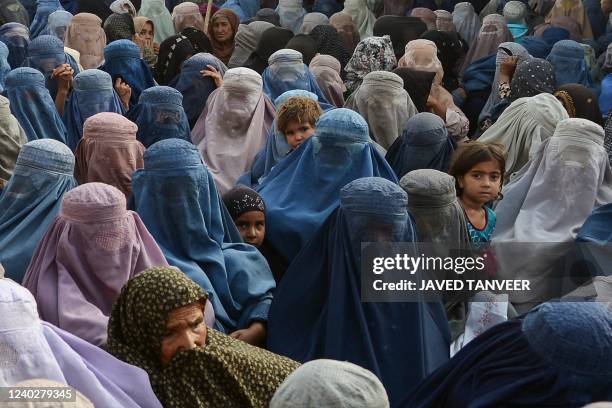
[309,24,351,70]
[0,278,165,407]
[509,57,556,100]
[398,39,444,85]
[169,52,227,128]
[479,42,530,123]
[207,9,239,65]
[131,139,276,333]
[100,39,156,106]
[400,169,470,243]
[138,0,175,43]
[242,26,293,74]
[546,0,593,39]
[460,14,514,74]
[494,118,612,243]
[385,112,455,179]
[262,49,331,105]
[435,10,455,32]
[251,7,281,25]
[536,16,581,41]
[104,12,136,43]
[504,1,529,41]
[600,74,612,119]
[222,185,266,219]
[30,0,62,38]
[411,7,437,31]
[76,0,112,21]
[192,67,276,194]
[219,0,260,22]
[0,23,30,69]
[256,108,398,262]
[23,34,81,99]
[271,360,389,408]
[22,182,168,346]
[110,0,136,15]
[181,26,212,53]
[0,140,76,283]
[5,67,68,144]
[63,69,124,151]
[345,71,417,149]
[300,12,329,33]
[309,54,344,107]
[127,86,190,147]
[392,67,435,113]
[172,2,205,31]
[329,12,360,54]
[0,41,10,94]
[372,16,427,60]
[339,0,375,39]
[228,21,274,68]
[277,0,307,33]
[285,34,317,65]
[520,35,552,58]
[452,2,481,46]
[405,302,612,407]
[479,93,569,177]
[46,10,73,40]
[153,34,194,85]
[106,267,298,407]
[554,84,604,127]
[0,0,29,26]
[546,40,593,89]
[64,13,106,69]
[74,113,143,198]
[267,177,451,406]
[0,96,26,188]
[420,30,465,91]
[344,35,396,93]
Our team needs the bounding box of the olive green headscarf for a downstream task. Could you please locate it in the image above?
[107,267,299,408]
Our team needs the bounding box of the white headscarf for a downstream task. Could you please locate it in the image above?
[479,93,569,178]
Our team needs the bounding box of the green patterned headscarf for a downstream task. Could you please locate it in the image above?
[107,267,299,408]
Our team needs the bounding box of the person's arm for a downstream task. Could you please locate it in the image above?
[114,78,132,110]
[201,64,223,87]
[53,64,74,116]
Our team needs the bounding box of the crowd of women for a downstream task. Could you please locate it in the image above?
[0,0,611,405]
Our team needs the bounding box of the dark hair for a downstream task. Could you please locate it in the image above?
[448,142,506,196]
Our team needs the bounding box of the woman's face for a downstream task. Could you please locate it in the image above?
[140,22,154,42]
[212,16,233,42]
[160,301,207,365]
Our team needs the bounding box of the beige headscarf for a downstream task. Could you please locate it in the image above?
[398,39,444,85]
[64,13,107,69]
[546,0,593,39]
[172,2,205,32]
[309,54,345,108]
[0,95,27,189]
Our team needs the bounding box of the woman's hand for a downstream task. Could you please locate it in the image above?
[498,55,518,83]
[52,64,74,93]
[229,322,266,346]
[201,64,223,87]
[114,78,131,110]
[153,42,160,55]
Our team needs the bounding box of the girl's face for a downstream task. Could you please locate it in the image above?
[140,22,154,42]
[458,160,502,205]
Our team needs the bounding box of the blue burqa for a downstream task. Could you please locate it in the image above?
[267,177,451,407]
[0,23,30,69]
[126,86,191,148]
[0,41,10,94]
[63,69,124,151]
[255,108,398,263]
[0,139,76,283]
[546,39,594,91]
[5,67,68,143]
[131,138,276,334]
[29,0,63,38]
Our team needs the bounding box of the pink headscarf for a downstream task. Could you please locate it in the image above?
[411,7,437,31]
[192,67,276,194]
[172,2,205,32]
[460,14,514,74]
[398,39,444,85]
[22,182,168,346]
[309,54,345,108]
[64,13,107,70]
[75,112,144,199]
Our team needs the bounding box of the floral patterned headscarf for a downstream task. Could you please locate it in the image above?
[344,35,396,93]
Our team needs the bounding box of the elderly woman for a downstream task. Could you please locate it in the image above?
[208,9,240,65]
[107,266,299,407]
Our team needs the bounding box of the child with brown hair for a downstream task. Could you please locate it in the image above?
[449,142,506,243]
[276,96,323,152]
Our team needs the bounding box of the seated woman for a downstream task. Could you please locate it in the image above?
[402,302,612,407]
[0,278,163,407]
[0,139,76,284]
[22,182,169,346]
[107,266,299,407]
[267,177,451,406]
[131,138,276,343]
[255,108,397,264]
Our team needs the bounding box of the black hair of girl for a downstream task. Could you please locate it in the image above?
[448,141,506,197]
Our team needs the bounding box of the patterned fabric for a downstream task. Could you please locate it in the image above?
[104,12,136,43]
[107,267,299,408]
[604,112,612,167]
[344,35,396,93]
[153,34,194,85]
[554,84,604,127]
[222,185,266,220]
[509,58,555,101]
[465,206,496,242]
[309,25,351,70]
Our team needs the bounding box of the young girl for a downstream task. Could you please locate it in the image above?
[449,142,506,242]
